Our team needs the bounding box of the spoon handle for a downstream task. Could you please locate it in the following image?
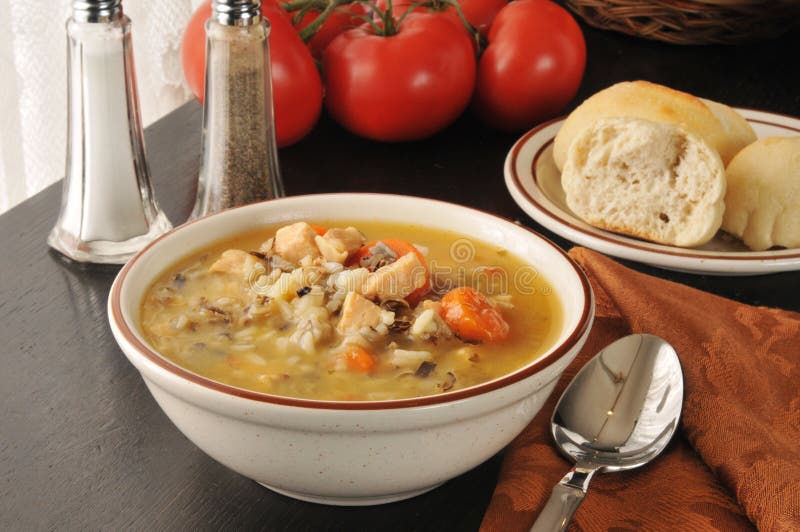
[530,466,597,532]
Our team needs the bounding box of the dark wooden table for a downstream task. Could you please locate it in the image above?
[2,20,799,531]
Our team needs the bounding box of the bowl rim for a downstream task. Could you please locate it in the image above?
[109,193,592,410]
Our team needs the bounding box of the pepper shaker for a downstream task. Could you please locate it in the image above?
[192,0,284,218]
[48,0,172,264]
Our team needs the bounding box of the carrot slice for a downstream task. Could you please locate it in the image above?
[310,224,328,237]
[440,287,510,343]
[348,238,431,304]
[341,346,376,373]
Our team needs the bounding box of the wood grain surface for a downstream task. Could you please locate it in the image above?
[1,19,798,531]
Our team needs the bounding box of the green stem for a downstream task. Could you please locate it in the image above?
[297,0,344,42]
[394,0,426,28]
[437,0,483,53]
[352,10,383,35]
[281,0,319,12]
[383,0,397,36]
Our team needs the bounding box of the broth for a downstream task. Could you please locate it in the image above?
[140,221,562,401]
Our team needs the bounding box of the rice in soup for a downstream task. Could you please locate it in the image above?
[140,221,561,401]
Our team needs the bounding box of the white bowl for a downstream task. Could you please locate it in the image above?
[108,193,593,506]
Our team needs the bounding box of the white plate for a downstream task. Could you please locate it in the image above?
[505,108,800,275]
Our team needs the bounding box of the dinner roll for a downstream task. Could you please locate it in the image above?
[553,81,755,170]
[722,136,800,251]
[562,117,726,247]
[699,98,757,158]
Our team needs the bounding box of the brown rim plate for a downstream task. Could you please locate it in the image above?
[504,108,800,275]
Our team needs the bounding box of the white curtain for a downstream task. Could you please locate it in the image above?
[0,0,205,214]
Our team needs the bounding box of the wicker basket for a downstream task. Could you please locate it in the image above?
[564,0,800,45]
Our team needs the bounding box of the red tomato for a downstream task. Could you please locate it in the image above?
[295,3,366,59]
[374,0,506,37]
[181,0,323,147]
[373,0,460,31]
[459,0,507,36]
[473,0,586,131]
[323,13,476,142]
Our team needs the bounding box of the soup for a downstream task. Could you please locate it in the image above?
[140,221,561,401]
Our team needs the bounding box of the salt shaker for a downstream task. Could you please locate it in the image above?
[192,0,284,218]
[48,0,171,264]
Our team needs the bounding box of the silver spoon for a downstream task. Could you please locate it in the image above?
[531,334,683,532]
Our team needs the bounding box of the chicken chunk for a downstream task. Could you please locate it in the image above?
[274,222,321,264]
[313,227,365,264]
[315,235,348,263]
[209,249,260,277]
[324,227,365,255]
[337,292,394,335]
[362,253,426,302]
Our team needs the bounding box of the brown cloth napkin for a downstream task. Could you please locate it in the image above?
[481,248,800,532]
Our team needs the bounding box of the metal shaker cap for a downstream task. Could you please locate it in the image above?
[72,0,123,23]
[213,0,262,26]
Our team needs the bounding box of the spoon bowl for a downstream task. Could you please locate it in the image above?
[531,334,683,531]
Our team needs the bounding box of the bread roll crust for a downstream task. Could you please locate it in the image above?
[700,98,758,161]
[722,136,800,251]
[562,117,726,247]
[553,81,755,170]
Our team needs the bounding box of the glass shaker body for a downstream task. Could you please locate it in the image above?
[192,15,284,218]
[49,12,171,264]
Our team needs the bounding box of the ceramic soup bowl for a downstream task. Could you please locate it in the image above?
[108,193,593,506]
